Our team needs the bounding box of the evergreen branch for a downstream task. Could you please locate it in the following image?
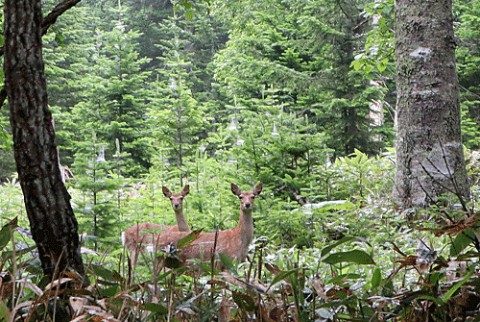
[0,0,82,58]
[42,0,83,36]
[0,0,82,109]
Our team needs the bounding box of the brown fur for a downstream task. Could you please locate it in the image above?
[154,183,262,263]
[123,185,190,266]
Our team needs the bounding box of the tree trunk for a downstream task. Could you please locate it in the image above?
[393,0,470,208]
[4,0,86,281]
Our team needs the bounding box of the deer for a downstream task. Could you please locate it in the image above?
[154,183,262,264]
[123,185,190,266]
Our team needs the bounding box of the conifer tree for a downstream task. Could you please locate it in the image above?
[147,11,206,169]
[68,4,153,177]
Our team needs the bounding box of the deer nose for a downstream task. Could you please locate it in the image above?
[173,203,180,208]
[244,202,251,208]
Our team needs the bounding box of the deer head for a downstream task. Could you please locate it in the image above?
[231,182,262,211]
[162,185,189,212]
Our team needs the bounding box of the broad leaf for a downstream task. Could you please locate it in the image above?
[371,267,382,289]
[268,268,301,289]
[218,253,234,271]
[0,218,18,251]
[323,250,375,265]
[450,230,475,257]
[177,229,203,249]
[143,302,168,315]
[90,265,122,282]
[0,301,9,321]
[328,273,362,284]
[321,236,368,257]
[442,271,473,302]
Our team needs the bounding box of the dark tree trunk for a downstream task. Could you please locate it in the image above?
[393,0,470,208]
[4,0,86,281]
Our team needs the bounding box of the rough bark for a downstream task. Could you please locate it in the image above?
[393,0,470,208]
[4,0,86,281]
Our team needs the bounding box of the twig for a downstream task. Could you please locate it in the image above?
[0,0,82,57]
[210,230,219,304]
[0,0,83,110]
[438,139,469,211]
[42,0,83,36]
[414,169,436,204]
[422,153,468,211]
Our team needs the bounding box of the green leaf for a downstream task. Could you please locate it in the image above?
[164,257,183,269]
[323,250,375,265]
[0,301,9,321]
[232,290,256,312]
[54,32,65,45]
[371,267,382,289]
[0,218,18,251]
[177,229,202,249]
[305,200,355,214]
[328,274,362,284]
[268,268,301,289]
[90,265,122,282]
[414,294,444,305]
[218,252,234,271]
[99,285,119,297]
[442,271,473,302]
[185,10,195,20]
[429,271,441,286]
[143,302,168,315]
[321,237,356,257]
[450,230,475,257]
[351,59,362,71]
[2,246,36,259]
[377,57,389,72]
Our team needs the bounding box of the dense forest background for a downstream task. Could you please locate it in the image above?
[0,0,406,243]
[0,0,480,320]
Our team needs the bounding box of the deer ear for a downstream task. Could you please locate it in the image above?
[183,185,190,196]
[231,183,241,196]
[254,183,263,195]
[162,186,172,198]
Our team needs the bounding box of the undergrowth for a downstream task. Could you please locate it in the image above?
[0,150,479,321]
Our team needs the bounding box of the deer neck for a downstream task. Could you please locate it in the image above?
[238,208,254,247]
[175,210,190,231]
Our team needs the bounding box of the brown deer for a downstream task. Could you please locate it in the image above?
[123,185,190,266]
[162,185,190,232]
[155,183,262,263]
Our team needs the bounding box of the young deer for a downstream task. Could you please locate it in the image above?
[155,183,262,263]
[123,185,190,266]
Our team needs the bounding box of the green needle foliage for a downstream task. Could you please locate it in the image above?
[1,0,480,320]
